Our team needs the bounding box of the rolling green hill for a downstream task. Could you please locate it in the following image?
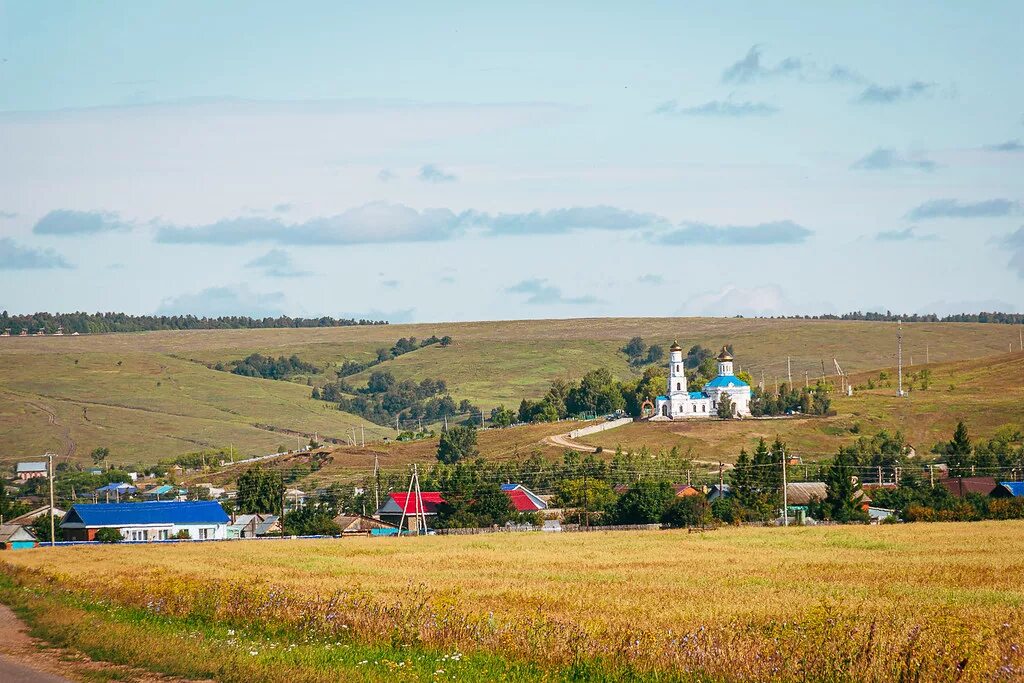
[0,317,1021,468]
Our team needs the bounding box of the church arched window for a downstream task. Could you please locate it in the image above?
[676,382,680,391]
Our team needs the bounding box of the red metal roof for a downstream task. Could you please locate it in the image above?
[505,489,543,512]
[387,492,446,514]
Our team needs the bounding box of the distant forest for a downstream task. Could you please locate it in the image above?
[0,311,388,335]
[776,311,1024,324]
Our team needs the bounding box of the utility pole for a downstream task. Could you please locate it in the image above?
[718,462,724,492]
[804,370,808,389]
[787,357,792,387]
[47,452,56,546]
[781,450,788,527]
[582,466,589,528]
[929,465,935,488]
[361,426,365,447]
[398,466,415,534]
[897,322,904,397]
[351,427,357,446]
[926,344,930,364]
[877,465,883,486]
[373,451,380,513]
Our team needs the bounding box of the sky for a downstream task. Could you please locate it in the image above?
[1,1,1022,322]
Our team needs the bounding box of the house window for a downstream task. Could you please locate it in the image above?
[158,530,168,541]
[198,528,210,540]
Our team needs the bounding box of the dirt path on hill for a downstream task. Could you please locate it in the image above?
[545,430,734,469]
[0,603,204,683]
[28,401,76,458]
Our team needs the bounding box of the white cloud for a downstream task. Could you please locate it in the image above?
[155,284,288,317]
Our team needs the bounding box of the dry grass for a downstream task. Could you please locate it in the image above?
[4,523,1024,680]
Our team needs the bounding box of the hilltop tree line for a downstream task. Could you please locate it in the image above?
[223,353,320,379]
[336,335,452,378]
[0,311,387,335]
[777,311,1024,324]
[316,370,480,427]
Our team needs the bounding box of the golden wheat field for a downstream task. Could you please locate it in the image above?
[3,522,1024,681]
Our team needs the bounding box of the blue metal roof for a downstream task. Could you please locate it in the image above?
[656,395,667,400]
[62,501,228,527]
[704,375,749,389]
[1000,482,1024,497]
[500,484,516,491]
[144,485,175,496]
[688,391,706,399]
[95,483,137,494]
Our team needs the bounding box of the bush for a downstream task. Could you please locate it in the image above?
[172,529,191,540]
[95,528,123,543]
[662,496,713,528]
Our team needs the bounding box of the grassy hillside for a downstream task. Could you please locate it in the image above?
[1,317,1020,466]
[0,351,390,467]
[4,523,1023,680]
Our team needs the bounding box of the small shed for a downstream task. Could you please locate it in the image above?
[333,514,399,536]
[227,513,281,538]
[0,524,37,550]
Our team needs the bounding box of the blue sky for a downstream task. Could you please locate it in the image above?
[1,1,1022,321]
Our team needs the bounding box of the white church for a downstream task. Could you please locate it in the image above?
[653,343,751,419]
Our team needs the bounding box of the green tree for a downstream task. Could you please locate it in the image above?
[0,485,29,522]
[821,449,869,522]
[437,425,479,464]
[553,478,617,523]
[31,514,63,542]
[662,495,713,528]
[716,393,735,418]
[236,466,284,514]
[622,336,646,359]
[945,421,973,477]
[90,447,110,466]
[489,405,516,427]
[95,527,123,543]
[612,481,675,524]
[284,504,340,536]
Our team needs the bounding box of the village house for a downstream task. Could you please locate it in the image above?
[0,524,38,550]
[7,504,65,525]
[333,514,400,536]
[15,462,48,481]
[941,477,1013,499]
[999,482,1024,497]
[95,482,137,502]
[375,484,547,531]
[500,483,548,512]
[227,513,281,539]
[60,500,230,542]
[375,492,445,531]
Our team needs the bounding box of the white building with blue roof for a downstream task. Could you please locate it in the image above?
[654,344,751,419]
